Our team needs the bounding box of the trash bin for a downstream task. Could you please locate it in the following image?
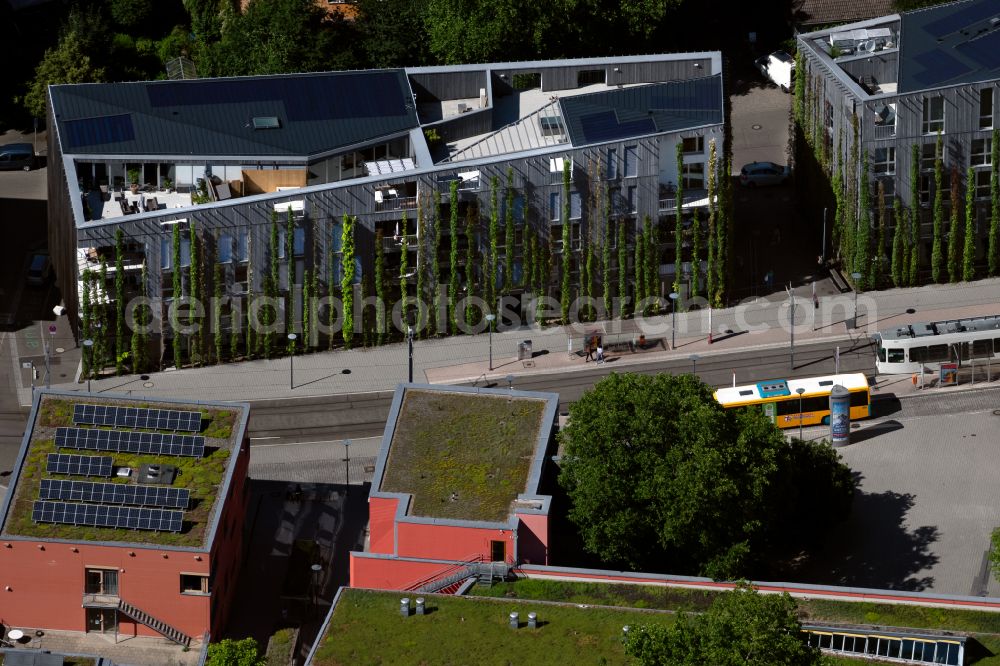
[518,340,533,360]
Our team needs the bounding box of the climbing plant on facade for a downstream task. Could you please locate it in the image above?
[673,142,683,295]
[448,180,459,334]
[114,228,125,376]
[341,214,355,349]
[375,229,386,344]
[400,211,410,326]
[561,158,572,324]
[602,182,612,317]
[618,221,628,317]
[947,166,961,283]
[964,166,976,282]
[465,202,477,327]
[909,143,921,286]
[505,167,515,293]
[172,223,183,368]
[706,139,717,303]
[854,152,871,290]
[932,132,945,283]
[891,196,905,288]
[644,215,656,313]
[634,227,645,310]
[214,259,223,363]
[81,268,92,378]
[416,197,427,336]
[991,128,1000,276]
[488,175,499,310]
[872,179,886,288]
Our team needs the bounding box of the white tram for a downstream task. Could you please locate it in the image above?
[873,314,1000,375]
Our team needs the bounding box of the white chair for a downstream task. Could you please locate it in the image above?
[375,191,384,204]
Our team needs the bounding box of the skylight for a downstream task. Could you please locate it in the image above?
[252,116,280,130]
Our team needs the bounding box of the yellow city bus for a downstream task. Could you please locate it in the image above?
[713,373,871,428]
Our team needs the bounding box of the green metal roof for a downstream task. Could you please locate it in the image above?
[50,69,419,158]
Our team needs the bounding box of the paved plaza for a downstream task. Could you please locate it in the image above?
[789,404,1000,597]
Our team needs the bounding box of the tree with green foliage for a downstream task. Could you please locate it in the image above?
[354,0,432,68]
[400,212,410,326]
[844,115,860,274]
[205,637,266,666]
[910,143,922,286]
[96,259,109,375]
[965,166,976,282]
[644,215,656,313]
[674,142,684,295]
[523,225,534,296]
[891,196,905,288]
[690,207,701,298]
[487,175,499,310]
[213,260,223,363]
[873,180,887,288]
[989,525,1000,583]
[991,129,1000,276]
[416,198,428,337]
[618,222,629,317]
[561,159,572,324]
[114,229,125,376]
[189,221,202,364]
[132,261,149,373]
[793,51,805,125]
[341,215,355,349]
[374,230,386,344]
[932,133,945,282]
[265,213,280,358]
[505,168,515,293]
[81,269,92,379]
[448,181,459,333]
[716,158,732,305]
[831,131,844,256]
[558,373,854,578]
[947,166,962,283]
[706,139,718,303]
[465,203,477,327]
[624,584,821,666]
[634,229,645,311]
[854,154,871,289]
[172,224,183,368]
[431,190,442,336]
[22,33,107,118]
[285,210,295,347]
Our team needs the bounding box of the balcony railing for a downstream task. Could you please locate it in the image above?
[381,234,419,251]
[658,190,709,212]
[873,124,896,139]
[375,195,418,213]
[82,592,120,608]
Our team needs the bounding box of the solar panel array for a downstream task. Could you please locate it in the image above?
[32,501,183,532]
[46,454,113,477]
[56,427,205,457]
[39,479,190,509]
[73,404,202,432]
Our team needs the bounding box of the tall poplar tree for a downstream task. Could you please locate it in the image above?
[602,183,613,317]
[891,196,905,288]
[375,229,386,344]
[909,143,921,286]
[947,166,961,283]
[991,128,1000,276]
[618,222,629,317]
[691,207,701,298]
[400,211,410,327]
[561,158,572,324]
[341,214,355,349]
[964,166,976,282]
[674,142,684,294]
[431,190,442,336]
[488,175,499,310]
[172,224,182,368]
[505,167,515,293]
[932,132,945,283]
[706,139,717,303]
[114,229,125,375]
[448,180,459,333]
[854,153,871,290]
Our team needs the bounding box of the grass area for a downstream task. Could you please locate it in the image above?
[380,389,548,522]
[310,588,672,666]
[2,396,237,547]
[266,627,295,666]
[63,658,97,666]
[478,579,1000,664]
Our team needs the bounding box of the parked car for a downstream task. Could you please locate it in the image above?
[27,252,51,286]
[754,50,794,92]
[0,143,36,171]
[739,161,791,187]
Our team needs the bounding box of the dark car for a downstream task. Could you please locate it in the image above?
[0,143,36,171]
[739,161,791,187]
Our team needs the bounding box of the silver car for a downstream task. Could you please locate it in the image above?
[739,161,791,187]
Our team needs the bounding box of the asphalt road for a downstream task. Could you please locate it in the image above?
[245,336,878,443]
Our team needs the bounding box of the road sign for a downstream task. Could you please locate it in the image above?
[22,362,32,369]
[48,325,57,335]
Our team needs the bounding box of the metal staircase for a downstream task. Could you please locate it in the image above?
[117,599,191,647]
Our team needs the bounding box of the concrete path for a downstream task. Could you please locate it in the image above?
[18,277,1000,404]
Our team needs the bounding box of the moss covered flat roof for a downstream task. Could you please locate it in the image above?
[309,588,672,666]
[0,393,244,549]
[379,389,549,522]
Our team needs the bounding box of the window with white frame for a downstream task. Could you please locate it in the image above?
[624,146,638,178]
[681,162,705,189]
[681,137,704,154]
[876,177,895,200]
[921,143,936,171]
[550,192,561,221]
[236,231,248,262]
[570,192,582,220]
[627,185,637,213]
[976,169,991,198]
[218,233,233,263]
[922,96,944,134]
[981,88,993,130]
[971,138,992,166]
[873,147,895,175]
[919,173,932,206]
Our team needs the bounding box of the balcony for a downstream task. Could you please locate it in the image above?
[658,189,709,212]
[381,234,419,251]
[374,194,418,213]
[83,592,120,608]
[873,123,896,140]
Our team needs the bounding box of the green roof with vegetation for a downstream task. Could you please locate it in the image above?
[0,395,242,548]
[379,389,549,522]
[310,588,672,666]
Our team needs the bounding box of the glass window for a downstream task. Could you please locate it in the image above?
[331,221,343,253]
[921,143,936,170]
[161,237,171,270]
[976,169,991,198]
[681,136,704,154]
[606,148,617,179]
[682,162,705,189]
[218,233,233,263]
[278,229,286,259]
[909,346,926,362]
[825,100,834,130]
[981,88,993,130]
[570,191,582,219]
[927,344,948,362]
[293,227,305,256]
[887,348,904,363]
[971,138,992,166]
[901,639,915,659]
[873,147,895,175]
[922,96,944,134]
[550,192,561,221]
[180,573,210,594]
[831,635,845,651]
[180,237,191,268]
[973,339,992,357]
[627,186,637,213]
[236,232,248,262]
[919,173,932,206]
[624,146,638,177]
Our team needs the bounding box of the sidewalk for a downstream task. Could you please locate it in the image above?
[17,278,1000,405]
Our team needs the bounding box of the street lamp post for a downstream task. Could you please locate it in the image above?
[485,314,496,371]
[407,326,414,383]
[82,339,94,392]
[310,563,323,618]
[343,438,351,490]
[668,292,679,350]
[690,354,700,375]
[796,387,806,440]
[851,272,863,328]
[506,374,514,392]
[287,333,297,389]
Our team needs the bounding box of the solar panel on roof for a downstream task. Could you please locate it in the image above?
[45,453,113,477]
[955,30,1000,69]
[56,427,205,457]
[73,404,202,432]
[922,1,1000,39]
[31,500,183,532]
[578,110,657,144]
[63,114,136,149]
[39,479,190,509]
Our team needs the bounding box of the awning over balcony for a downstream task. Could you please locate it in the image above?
[365,158,416,176]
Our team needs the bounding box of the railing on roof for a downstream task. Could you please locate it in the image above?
[403,554,486,593]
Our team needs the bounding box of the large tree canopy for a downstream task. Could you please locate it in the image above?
[558,373,854,579]
[625,584,822,666]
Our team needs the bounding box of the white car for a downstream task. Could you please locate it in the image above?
[739,162,791,187]
[754,50,794,92]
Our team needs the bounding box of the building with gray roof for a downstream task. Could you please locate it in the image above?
[46,54,723,366]
[797,0,1000,277]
